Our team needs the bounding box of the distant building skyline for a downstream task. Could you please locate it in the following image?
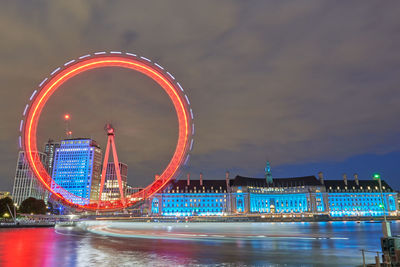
[8,134,398,212]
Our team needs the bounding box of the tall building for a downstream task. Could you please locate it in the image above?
[12,151,48,206]
[101,162,128,201]
[44,139,60,178]
[51,139,102,205]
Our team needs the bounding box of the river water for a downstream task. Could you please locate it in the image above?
[0,220,398,267]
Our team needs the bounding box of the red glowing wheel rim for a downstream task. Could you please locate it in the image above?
[19,52,194,210]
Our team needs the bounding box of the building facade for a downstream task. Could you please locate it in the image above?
[230,175,326,214]
[324,174,398,217]
[51,139,102,205]
[100,162,128,201]
[150,173,230,216]
[44,139,60,178]
[149,170,398,218]
[12,151,48,206]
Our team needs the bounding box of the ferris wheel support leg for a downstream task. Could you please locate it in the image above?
[110,135,126,207]
[98,136,111,209]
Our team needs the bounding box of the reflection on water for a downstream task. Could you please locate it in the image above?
[0,221,398,267]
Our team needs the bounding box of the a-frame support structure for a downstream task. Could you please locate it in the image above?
[98,124,126,208]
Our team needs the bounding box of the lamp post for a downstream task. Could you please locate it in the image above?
[373,173,391,237]
[373,173,387,222]
[64,114,72,138]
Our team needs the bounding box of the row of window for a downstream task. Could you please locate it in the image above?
[330,207,385,211]
[164,203,225,208]
[167,190,227,193]
[163,198,225,202]
[162,194,226,198]
[162,208,224,214]
[330,202,382,206]
[250,208,307,213]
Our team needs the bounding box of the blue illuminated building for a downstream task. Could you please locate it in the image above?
[229,175,327,215]
[324,173,397,217]
[149,166,398,218]
[51,139,102,205]
[150,173,230,216]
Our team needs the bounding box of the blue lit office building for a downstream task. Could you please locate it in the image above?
[149,166,398,218]
[51,139,102,205]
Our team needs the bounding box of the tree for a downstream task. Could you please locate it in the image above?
[47,201,54,214]
[19,197,46,215]
[0,197,14,217]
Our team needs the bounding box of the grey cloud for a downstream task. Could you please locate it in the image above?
[1,1,400,191]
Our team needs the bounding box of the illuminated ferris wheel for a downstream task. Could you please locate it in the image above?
[19,52,194,211]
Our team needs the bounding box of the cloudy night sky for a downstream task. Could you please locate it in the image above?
[1,1,399,192]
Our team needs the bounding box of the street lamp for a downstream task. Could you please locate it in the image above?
[373,173,391,237]
[373,173,386,221]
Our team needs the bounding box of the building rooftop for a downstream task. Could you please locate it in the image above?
[165,179,228,192]
[161,174,395,194]
[323,179,394,193]
[61,138,100,148]
[230,175,321,187]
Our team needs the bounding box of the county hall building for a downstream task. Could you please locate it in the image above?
[148,163,398,218]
